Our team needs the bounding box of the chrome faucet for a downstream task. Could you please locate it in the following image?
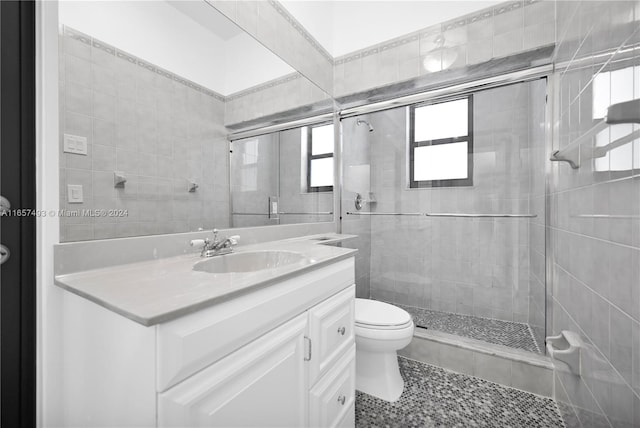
[191,229,240,257]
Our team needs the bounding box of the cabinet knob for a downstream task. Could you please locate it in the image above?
[337,395,346,405]
[337,326,346,336]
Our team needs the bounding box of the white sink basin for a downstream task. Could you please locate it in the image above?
[193,250,310,274]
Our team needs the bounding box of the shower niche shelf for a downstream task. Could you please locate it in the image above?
[550,98,640,169]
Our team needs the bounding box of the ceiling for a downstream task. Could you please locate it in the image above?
[281,0,503,57]
[167,0,244,40]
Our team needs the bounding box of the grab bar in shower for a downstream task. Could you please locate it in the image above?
[346,212,537,218]
[345,212,424,216]
[425,213,537,218]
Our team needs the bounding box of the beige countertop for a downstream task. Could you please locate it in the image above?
[54,234,357,326]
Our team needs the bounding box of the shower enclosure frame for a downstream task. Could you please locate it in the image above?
[338,66,554,355]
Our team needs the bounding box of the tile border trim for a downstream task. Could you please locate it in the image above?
[335,0,543,65]
[269,0,334,65]
[225,72,302,101]
[63,25,314,103]
[61,0,549,105]
[62,25,227,102]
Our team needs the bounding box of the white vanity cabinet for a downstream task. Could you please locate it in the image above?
[158,285,356,428]
[61,256,356,428]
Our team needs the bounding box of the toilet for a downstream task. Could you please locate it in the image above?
[354,298,414,402]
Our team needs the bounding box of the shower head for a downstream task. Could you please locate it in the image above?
[356,118,374,132]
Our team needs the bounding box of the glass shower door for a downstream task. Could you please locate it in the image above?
[341,78,548,355]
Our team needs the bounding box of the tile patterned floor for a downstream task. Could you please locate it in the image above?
[355,357,565,428]
[397,304,542,354]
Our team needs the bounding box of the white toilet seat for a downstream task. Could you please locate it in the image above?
[355,320,414,340]
[356,319,413,330]
[355,298,412,328]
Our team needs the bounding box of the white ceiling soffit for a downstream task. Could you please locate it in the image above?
[281,0,504,58]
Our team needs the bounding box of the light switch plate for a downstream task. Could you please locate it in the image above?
[268,196,279,219]
[67,185,83,203]
[63,134,88,155]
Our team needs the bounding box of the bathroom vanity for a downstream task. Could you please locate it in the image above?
[55,235,357,427]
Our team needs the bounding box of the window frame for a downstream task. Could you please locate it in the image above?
[306,122,334,193]
[408,95,474,188]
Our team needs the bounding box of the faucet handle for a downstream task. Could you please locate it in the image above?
[190,239,206,248]
[228,235,240,246]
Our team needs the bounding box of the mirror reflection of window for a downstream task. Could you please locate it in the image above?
[592,65,639,172]
[240,168,258,192]
[243,139,259,165]
[236,140,259,192]
[305,124,334,192]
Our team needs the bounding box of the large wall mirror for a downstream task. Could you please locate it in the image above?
[58,0,335,242]
[230,122,334,227]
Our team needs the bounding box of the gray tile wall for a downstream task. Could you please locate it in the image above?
[225,73,331,126]
[333,0,555,97]
[550,1,640,426]
[348,80,546,324]
[59,27,230,242]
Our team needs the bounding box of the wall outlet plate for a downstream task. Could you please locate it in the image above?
[67,184,84,203]
[63,134,88,155]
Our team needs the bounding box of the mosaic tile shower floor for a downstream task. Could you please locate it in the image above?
[355,357,565,428]
[397,304,542,354]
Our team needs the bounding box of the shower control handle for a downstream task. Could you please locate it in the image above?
[337,395,346,405]
[337,326,346,335]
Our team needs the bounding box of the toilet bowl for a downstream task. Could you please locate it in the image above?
[354,298,414,402]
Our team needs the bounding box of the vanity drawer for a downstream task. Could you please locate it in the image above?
[309,344,356,428]
[307,285,355,384]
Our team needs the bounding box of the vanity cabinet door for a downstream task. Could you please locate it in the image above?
[307,285,355,384]
[158,313,308,428]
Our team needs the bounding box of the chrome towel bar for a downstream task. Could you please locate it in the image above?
[550,98,640,169]
[346,212,537,218]
[233,211,333,216]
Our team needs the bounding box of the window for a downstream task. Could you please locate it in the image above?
[306,123,334,192]
[409,97,473,188]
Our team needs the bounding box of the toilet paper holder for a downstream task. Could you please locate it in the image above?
[546,330,582,375]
